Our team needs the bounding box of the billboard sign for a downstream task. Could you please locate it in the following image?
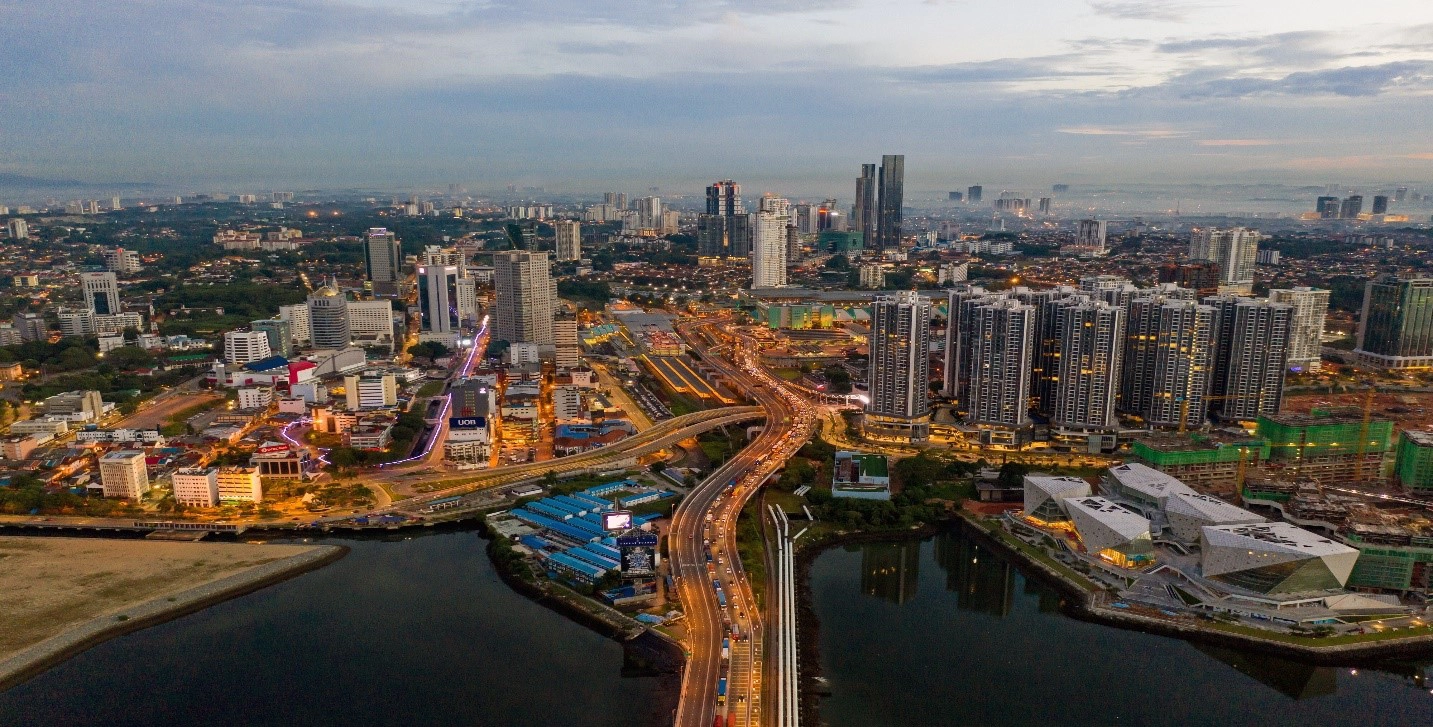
[617,533,659,547]
[621,545,656,577]
[601,510,633,532]
[449,416,486,430]
[256,444,290,454]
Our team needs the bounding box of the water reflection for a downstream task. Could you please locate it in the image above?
[858,541,920,605]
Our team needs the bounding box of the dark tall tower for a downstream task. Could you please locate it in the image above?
[876,155,904,250]
[705,180,743,216]
[855,164,877,249]
[1372,195,1390,215]
[700,180,749,259]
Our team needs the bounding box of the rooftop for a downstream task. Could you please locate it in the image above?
[1202,522,1356,557]
[1062,496,1152,539]
[1105,462,1197,499]
[1164,492,1265,524]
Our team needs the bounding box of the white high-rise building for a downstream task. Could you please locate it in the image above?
[307,284,351,350]
[216,467,263,502]
[864,291,931,442]
[634,197,663,229]
[965,298,1035,438]
[224,330,273,365]
[364,227,403,283]
[58,309,96,337]
[555,220,582,261]
[418,264,461,342]
[493,251,556,346]
[81,272,121,314]
[6,219,29,240]
[99,450,149,499]
[279,303,311,345]
[1268,287,1330,372]
[172,467,219,507]
[344,373,397,409]
[103,248,142,274]
[1065,219,1109,256]
[421,245,464,268]
[455,278,480,326]
[751,209,787,289]
[1190,227,1261,293]
[346,299,395,347]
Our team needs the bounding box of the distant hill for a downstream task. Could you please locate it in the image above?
[0,173,155,189]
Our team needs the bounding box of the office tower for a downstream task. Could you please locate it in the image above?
[967,186,983,204]
[224,330,273,365]
[1189,227,1260,292]
[172,468,220,507]
[251,319,293,358]
[1052,300,1125,432]
[58,308,95,337]
[1372,195,1390,215]
[279,303,310,345]
[1340,195,1363,219]
[345,373,398,410]
[555,220,581,261]
[856,164,878,248]
[1316,196,1341,218]
[1396,187,1409,203]
[751,210,787,289]
[818,199,843,231]
[1067,219,1109,256]
[1267,287,1329,372]
[1355,276,1433,369]
[1038,197,1052,215]
[418,264,461,340]
[634,196,662,229]
[363,227,403,283]
[455,278,480,327]
[603,192,628,210]
[347,299,397,349]
[1120,296,1217,429]
[1207,298,1292,420]
[307,284,351,349]
[706,180,743,216]
[103,248,142,274]
[865,291,932,441]
[493,250,556,346]
[421,245,464,268]
[99,450,148,499]
[81,272,121,315]
[965,298,1035,436]
[948,191,964,202]
[554,313,579,369]
[696,212,751,258]
[1053,184,1070,194]
[7,219,29,240]
[876,155,904,250]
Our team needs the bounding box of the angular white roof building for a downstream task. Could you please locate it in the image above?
[1163,492,1265,543]
[1062,496,1156,567]
[1023,474,1091,523]
[1201,522,1360,595]
[1102,462,1196,512]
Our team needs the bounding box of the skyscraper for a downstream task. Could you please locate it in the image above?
[1189,227,1260,293]
[1340,195,1363,219]
[942,285,994,403]
[80,272,120,315]
[6,219,28,240]
[418,264,461,341]
[965,298,1035,443]
[555,220,582,261]
[493,250,556,346]
[1268,287,1330,372]
[751,210,787,289]
[364,227,403,284]
[1120,297,1216,429]
[698,180,750,259]
[865,291,931,442]
[967,186,983,204]
[1372,195,1390,215]
[554,312,579,369]
[307,284,351,349]
[1207,297,1292,421]
[1052,299,1125,435]
[1066,219,1109,256]
[1355,276,1433,370]
[251,318,293,358]
[876,154,904,250]
[705,180,743,216]
[1316,196,1340,218]
[855,164,877,249]
[224,329,273,366]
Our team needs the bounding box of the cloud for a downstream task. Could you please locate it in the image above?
[1088,1,1202,22]
[1057,125,1191,140]
[1197,139,1278,147]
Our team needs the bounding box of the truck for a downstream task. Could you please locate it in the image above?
[721,638,730,661]
[717,677,728,705]
[717,590,727,608]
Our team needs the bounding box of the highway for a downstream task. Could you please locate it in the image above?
[671,319,817,727]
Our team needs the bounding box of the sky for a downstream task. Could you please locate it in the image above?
[2,0,1432,194]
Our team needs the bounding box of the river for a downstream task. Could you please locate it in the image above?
[0,529,669,727]
[809,528,1433,727]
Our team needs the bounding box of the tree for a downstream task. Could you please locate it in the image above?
[997,462,1032,487]
[408,341,452,361]
[649,461,667,474]
[825,254,850,271]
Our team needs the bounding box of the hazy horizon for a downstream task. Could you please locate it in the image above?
[2,1,1432,190]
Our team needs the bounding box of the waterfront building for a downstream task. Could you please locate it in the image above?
[1200,523,1359,594]
[1062,496,1155,568]
[965,297,1035,445]
[1021,474,1091,524]
[1050,299,1124,442]
[864,291,931,442]
[172,467,220,507]
[217,466,264,502]
[832,451,892,500]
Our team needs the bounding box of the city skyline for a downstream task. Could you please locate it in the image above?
[2,2,1432,188]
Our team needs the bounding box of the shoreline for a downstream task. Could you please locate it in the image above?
[0,543,347,693]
